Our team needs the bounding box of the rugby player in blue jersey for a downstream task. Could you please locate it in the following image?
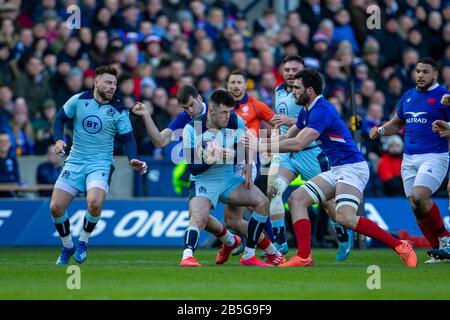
[51,66,147,265]
[249,68,417,267]
[371,58,450,263]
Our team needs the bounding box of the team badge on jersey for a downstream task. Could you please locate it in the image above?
[107,108,115,117]
[199,186,207,194]
[61,170,70,178]
[278,102,288,115]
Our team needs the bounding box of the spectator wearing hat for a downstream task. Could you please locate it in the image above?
[311,32,331,61]
[0,18,16,49]
[142,34,164,68]
[377,135,405,197]
[0,2,19,22]
[362,37,383,84]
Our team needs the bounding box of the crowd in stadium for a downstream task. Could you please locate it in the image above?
[0,0,448,198]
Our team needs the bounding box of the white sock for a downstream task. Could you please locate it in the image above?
[220,231,235,246]
[182,248,193,260]
[264,243,278,255]
[242,247,255,259]
[79,231,90,244]
[61,235,73,249]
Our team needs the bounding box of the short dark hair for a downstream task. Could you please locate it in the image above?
[176,85,199,105]
[209,89,235,109]
[417,57,438,70]
[294,68,323,95]
[282,55,304,66]
[95,65,119,78]
[226,69,246,83]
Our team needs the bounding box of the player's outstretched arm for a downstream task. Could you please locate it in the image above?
[132,102,172,147]
[130,159,147,175]
[369,114,404,139]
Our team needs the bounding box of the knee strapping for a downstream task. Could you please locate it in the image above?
[301,180,326,204]
[335,194,360,211]
[269,176,289,215]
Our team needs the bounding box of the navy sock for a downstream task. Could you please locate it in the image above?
[246,213,267,249]
[184,226,200,252]
[53,213,71,237]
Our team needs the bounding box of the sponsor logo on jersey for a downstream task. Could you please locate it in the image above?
[82,115,103,134]
[404,111,428,123]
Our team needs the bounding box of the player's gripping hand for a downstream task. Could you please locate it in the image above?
[132,102,150,117]
[369,126,382,139]
[203,140,223,165]
[431,120,450,137]
[55,140,67,156]
[272,114,294,126]
[130,159,148,175]
[441,94,450,106]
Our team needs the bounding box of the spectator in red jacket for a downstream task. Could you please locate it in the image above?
[377,135,404,197]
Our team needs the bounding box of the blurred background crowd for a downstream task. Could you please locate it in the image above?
[0,0,448,197]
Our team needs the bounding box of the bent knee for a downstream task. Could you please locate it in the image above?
[50,201,66,215]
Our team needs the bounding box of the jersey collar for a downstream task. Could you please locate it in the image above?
[306,95,323,111]
[192,102,208,120]
[235,93,249,107]
[415,82,439,92]
[79,90,127,113]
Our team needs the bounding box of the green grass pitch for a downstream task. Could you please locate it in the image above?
[0,247,449,300]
